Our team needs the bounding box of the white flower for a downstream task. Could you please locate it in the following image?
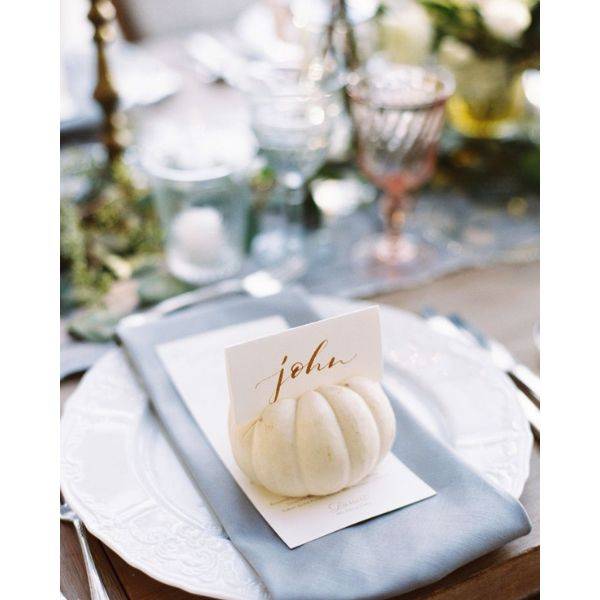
[438,36,475,67]
[380,0,433,65]
[479,0,532,41]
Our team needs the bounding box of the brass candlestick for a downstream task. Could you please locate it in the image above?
[338,0,359,71]
[88,0,130,164]
[323,0,359,70]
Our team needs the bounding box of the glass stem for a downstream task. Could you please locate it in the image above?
[382,194,409,242]
[281,173,306,254]
[375,193,418,265]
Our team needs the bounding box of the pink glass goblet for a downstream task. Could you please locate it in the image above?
[349,65,454,267]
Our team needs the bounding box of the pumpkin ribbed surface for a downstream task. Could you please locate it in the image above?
[229,377,396,497]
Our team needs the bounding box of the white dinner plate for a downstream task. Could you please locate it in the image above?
[60,296,532,599]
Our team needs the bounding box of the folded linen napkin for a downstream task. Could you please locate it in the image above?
[117,289,530,600]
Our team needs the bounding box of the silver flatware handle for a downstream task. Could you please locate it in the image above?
[120,278,242,329]
[72,518,110,600]
[510,364,541,406]
[150,278,242,317]
[515,388,540,440]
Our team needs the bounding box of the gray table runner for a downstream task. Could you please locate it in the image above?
[300,193,539,299]
[117,289,530,600]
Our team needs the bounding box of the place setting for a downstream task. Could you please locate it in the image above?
[60,1,540,598]
[62,291,536,598]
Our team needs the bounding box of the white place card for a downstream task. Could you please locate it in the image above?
[226,306,383,425]
[157,312,436,548]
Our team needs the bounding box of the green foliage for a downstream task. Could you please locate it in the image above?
[67,309,123,343]
[60,197,113,305]
[60,150,163,312]
[435,130,540,201]
[137,271,194,306]
[418,0,539,67]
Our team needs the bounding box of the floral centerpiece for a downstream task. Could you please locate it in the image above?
[419,0,539,138]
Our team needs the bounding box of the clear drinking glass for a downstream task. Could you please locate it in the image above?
[348,65,454,267]
[142,128,255,284]
[245,64,340,264]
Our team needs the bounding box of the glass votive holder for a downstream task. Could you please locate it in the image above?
[142,128,255,285]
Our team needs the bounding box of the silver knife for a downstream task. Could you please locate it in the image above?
[448,313,540,407]
[422,309,540,439]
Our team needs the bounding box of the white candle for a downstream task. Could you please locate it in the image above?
[170,206,225,265]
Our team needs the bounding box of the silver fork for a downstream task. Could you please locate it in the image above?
[60,502,109,600]
[121,255,306,329]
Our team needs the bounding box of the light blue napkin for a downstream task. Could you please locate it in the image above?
[117,290,530,600]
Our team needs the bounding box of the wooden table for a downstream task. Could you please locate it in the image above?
[60,260,540,600]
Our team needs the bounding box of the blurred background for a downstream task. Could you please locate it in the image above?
[60,0,539,341]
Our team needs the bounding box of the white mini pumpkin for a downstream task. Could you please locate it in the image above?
[228,377,396,497]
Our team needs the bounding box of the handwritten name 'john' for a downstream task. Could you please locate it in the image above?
[254,339,357,405]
